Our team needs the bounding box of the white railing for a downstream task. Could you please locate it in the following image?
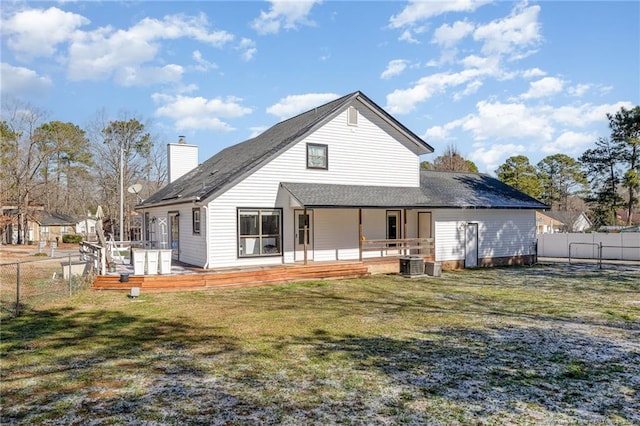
[80,241,106,275]
[360,238,434,259]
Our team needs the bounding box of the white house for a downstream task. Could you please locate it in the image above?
[536,211,592,234]
[136,91,547,270]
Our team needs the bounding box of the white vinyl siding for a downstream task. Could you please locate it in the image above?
[206,103,423,268]
[433,209,536,262]
[141,206,207,267]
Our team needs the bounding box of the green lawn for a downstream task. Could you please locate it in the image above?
[2,263,639,424]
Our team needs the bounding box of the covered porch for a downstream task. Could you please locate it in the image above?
[279,182,435,265]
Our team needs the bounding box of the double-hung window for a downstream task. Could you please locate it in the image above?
[238,208,282,257]
[307,143,328,169]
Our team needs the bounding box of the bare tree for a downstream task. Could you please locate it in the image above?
[0,98,49,243]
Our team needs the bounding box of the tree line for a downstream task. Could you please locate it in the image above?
[423,106,640,229]
[1,99,167,244]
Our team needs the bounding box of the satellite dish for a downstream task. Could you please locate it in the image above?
[127,183,143,194]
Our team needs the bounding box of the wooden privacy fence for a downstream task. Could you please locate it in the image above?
[537,233,640,262]
[360,238,434,259]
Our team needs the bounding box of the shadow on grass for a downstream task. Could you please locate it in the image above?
[295,325,640,423]
[1,306,240,423]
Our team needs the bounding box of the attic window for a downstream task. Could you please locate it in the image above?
[347,106,358,126]
[307,143,328,170]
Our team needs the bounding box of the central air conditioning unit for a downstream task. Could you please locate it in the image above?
[399,256,425,276]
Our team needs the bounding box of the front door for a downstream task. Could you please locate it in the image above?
[386,210,400,253]
[418,212,433,255]
[169,213,180,260]
[465,223,478,268]
[294,210,313,261]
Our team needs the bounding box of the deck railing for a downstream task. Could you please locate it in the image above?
[360,238,434,259]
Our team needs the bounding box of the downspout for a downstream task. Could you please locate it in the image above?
[303,207,308,265]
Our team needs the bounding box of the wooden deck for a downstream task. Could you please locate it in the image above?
[93,261,372,292]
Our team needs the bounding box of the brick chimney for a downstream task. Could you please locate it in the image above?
[167,136,198,183]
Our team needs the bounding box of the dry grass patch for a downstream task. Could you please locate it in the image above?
[1,263,639,424]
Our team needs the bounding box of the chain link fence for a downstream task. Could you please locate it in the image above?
[0,254,96,320]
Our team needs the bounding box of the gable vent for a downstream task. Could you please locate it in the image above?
[347,106,358,126]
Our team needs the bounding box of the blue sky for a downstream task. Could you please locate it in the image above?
[2,1,638,174]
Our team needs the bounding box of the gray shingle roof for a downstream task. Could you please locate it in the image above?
[281,182,430,208]
[419,170,548,209]
[543,211,589,226]
[138,91,433,208]
[39,212,77,226]
[280,171,548,209]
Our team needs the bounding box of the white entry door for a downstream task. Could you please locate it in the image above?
[294,210,313,261]
[465,223,478,268]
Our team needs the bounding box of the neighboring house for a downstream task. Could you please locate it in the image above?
[537,211,592,233]
[1,205,44,244]
[536,211,565,234]
[136,91,547,270]
[38,212,78,242]
[75,214,98,242]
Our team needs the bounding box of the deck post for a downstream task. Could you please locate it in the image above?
[303,207,308,265]
[358,209,363,261]
[403,209,408,255]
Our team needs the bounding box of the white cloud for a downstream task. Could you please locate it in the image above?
[389,0,491,29]
[423,118,466,141]
[192,50,218,72]
[454,80,483,100]
[541,131,595,155]
[2,7,89,59]
[432,20,475,47]
[251,0,321,35]
[424,125,449,141]
[568,83,591,97]
[152,93,252,131]
[521,76,564,99]
[237,38,257,61]
[522,67,546,78]
[65,13,233,84]
[266,92,339,119]
[381,59,410,79]
[115,64,184,87]
[0,62,52,96]
[130,14,234,47]
[468,142,526,173]
[386,68,491,114]
[462,100,554,141]
[473,4,541,58]
[551,101,634,127]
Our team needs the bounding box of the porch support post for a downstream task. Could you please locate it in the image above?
[403,209,408,256]
[303,207,308,265]
[358,208,363,261]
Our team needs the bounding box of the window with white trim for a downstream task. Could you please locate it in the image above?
[307,143,328,169]
[238,209,282,257]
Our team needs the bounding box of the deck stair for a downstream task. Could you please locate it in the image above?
[93,261,370,292]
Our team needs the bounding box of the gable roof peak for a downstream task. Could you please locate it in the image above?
[138,90,431,209]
